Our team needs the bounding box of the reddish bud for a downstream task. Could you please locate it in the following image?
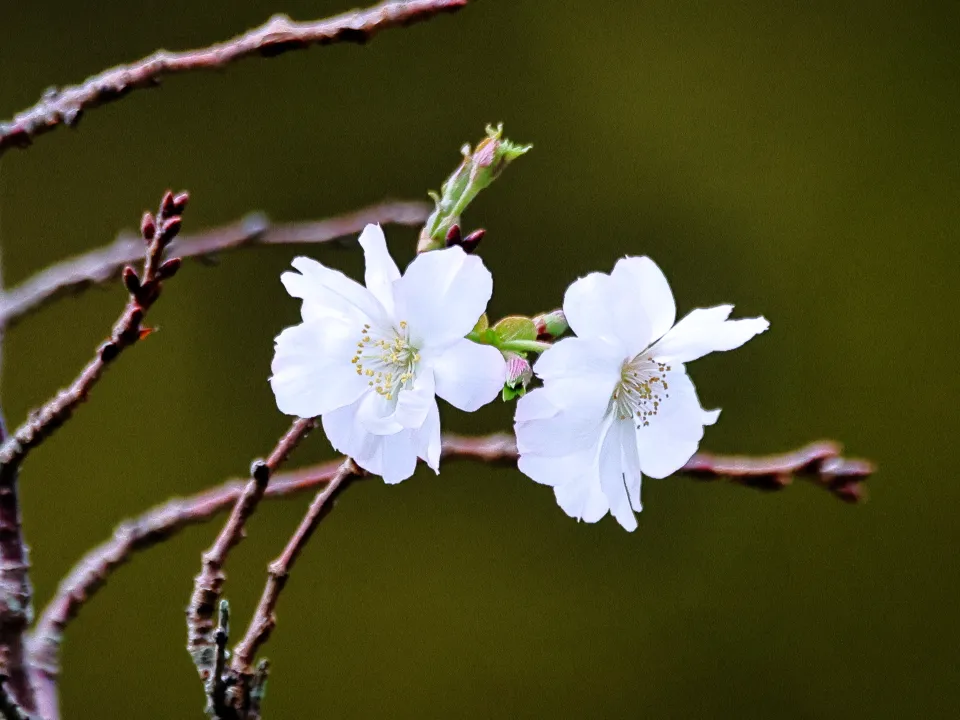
[461,228,486,254]
[138,326,156,341]
[533,310,568,340]
[160,216,182,242]
[472,136,497,169]
[141,212,156,242]
[160,190,176,216]
[98,341,120,362]
[118,307,145,343]
[128,306,145,327]
[122,266,141,295]
[172,191,190,214]
[445,224,463,247]
[158,257,182,280]
[505,353,533,390]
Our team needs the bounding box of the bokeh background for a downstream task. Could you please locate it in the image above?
[1,1,958,717]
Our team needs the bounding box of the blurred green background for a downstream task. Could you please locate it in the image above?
[1,0,957,717]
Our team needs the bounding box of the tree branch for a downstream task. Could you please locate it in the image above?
[681,440,873,502]
[0,454,32,716]
[0,219,32,719]
[0,413,29,718]
[230,459,359,679]
[28,433,872,706]
[0,191,188,476]
[27,453,344,709]
[184,418,316,699]
[0,0,469,157]
[0,200,430,330]
[0,190,188,718]
[0,678,26,720]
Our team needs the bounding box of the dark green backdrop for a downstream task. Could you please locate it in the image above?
[1,1,956,717]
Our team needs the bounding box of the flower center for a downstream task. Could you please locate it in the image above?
[351,320,420,401]
[611,353,672,426]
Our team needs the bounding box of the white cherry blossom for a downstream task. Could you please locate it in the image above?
[271,224,505,484]
[514,256,769,531]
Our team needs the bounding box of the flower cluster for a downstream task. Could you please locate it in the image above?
[271,225,768,529]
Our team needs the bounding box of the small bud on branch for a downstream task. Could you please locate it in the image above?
[418,124,530,252]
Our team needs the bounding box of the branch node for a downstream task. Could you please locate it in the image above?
[186,418,315,697]
[204,600,230,718]
[250,461,270,487]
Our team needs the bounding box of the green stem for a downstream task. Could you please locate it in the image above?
[498,339,552,354]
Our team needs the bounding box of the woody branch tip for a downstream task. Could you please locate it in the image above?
[0,191,188,475]
[185,417,316,695]
[230,458,359,678]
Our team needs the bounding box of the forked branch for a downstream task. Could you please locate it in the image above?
[29,432,872,711]
[1,190,189,718]
[231,459,359,677]
[0,191,188,475]
[184,418,316,705]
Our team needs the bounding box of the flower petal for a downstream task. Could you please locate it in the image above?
[393,246,492,348]
[554,475,609,524]
[416,399,442,473]
[610,256,675,344]
[563,267,656,357]
[633,367,711,478]
[358,224,400,315]
[533,336,623,384]
[357,371,436,435]
[598,419,638,531]
[322,401,419,484]
[619,417,643,512]
[356,390,403,436]
[517,447,594,487]
[432,339,505,412]
[321,398,380,465]
[651,305,769,363]
[282,256,389,327]
[394,371,436,428]
[378,432,420,484]
[514,381,611,457]
[562,272,623,345]
[270,319,367,417]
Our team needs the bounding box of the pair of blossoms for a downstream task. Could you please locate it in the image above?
[271,225,768,531]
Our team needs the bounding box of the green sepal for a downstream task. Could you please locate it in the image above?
[502,384,527,401]
[492,315,537,344]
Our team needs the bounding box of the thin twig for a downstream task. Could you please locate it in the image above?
[247,660,270,720]
[0,677,26,720]
[0,454,32,717]
[231,459,359,678]
[0,200,430,330]
[2,190,188,719]
[681,440,873,502]
[0,191,188,476]
[185,418,316,695]
[28,433,872,698]
[0,195,29,719]
[0,0,469,156]
[208,601,230,717]
[0,388,32,717]
[28,454,346,687]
